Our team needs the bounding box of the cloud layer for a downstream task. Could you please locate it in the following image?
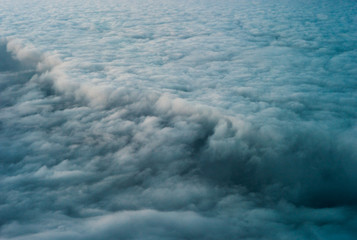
[1,0,357,239]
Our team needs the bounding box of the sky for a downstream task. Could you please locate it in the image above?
[0,0,357,239]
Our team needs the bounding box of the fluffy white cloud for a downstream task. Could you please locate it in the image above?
[0,0,357,239]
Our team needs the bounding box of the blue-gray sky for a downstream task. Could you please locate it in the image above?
[0,0,357,239]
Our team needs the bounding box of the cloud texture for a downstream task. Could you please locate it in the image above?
[1,0,357,239]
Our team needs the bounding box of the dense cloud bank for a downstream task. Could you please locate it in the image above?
[1,0,357,239]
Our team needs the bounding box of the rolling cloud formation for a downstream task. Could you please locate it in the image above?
[0,0,357,239]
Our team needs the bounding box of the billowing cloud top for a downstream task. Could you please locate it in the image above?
[0,0,357,239]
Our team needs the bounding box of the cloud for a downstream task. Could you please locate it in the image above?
[1,0,357,239]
